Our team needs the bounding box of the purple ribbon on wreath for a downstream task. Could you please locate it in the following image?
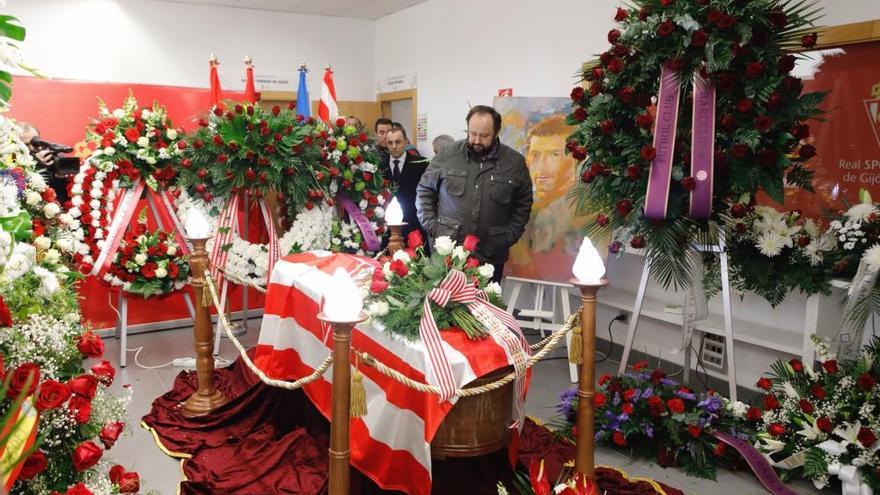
[336,193,380,252]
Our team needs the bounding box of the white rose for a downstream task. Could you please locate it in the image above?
[478,264,495,279]
[44,249,61,264]
[434,236,455,256]
[33,236,51,250]
[103,147,115,156]
[166,129,178,140]
[43,202,60,218]
[134,253,147,266]
[382,261,393,279]
[452,245,468,262]
[137,136,149,147]
[112,108,125,119]
[366,300,389,317]
[485,282,502,297]
[167,244,177,256]
[25,190,41,206]
[155,267,168,278]
[392,250,411,263]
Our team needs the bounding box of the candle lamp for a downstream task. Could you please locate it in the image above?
[319,268,367,495]
[181,209,228,418]
[384,197,407,255]
[570,237,609,479]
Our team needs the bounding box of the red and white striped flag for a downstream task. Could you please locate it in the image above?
[317,65,338,122]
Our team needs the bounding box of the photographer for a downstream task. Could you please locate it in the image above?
[20,122,78,204]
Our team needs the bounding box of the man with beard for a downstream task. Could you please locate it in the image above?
[417,105,533,282]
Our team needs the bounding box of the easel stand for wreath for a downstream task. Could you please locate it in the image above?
[91,181,196,367]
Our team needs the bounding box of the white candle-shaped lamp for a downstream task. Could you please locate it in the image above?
[385,196,404,226]
[323,267,363,322]
[185,208,212,239]
[572,237,605,285]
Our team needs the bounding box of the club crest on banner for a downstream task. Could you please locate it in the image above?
[865,82,880,150]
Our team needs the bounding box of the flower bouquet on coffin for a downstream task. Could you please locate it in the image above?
[751,337,880,493]
[499,459,598,495]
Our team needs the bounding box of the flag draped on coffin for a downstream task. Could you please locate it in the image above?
[253,252,523,495]
[296,66,311,118]
[318,67,338,122]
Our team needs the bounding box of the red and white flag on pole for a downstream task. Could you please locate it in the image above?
[209,55,223,108]
[317,65,338,122]
[244,55,258,103]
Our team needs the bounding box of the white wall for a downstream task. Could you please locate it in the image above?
[375,0,880,157]
[6,0,376,101]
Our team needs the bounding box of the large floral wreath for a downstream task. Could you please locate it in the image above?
[63,95,190,298]
[569,0,826,290]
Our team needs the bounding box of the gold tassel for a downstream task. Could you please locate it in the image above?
[569,324,583,365]
[201,284,212,308]
[350,368,367,418]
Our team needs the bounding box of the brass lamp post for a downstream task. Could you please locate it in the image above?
[570,237,608,479]
[319,268,367,495]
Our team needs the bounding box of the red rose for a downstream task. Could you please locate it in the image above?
[598,374,611,386]
[713,443,727,457]
[792,124,810,140]
[858,427,877,447]
[463,234,480,252]
[736,98,753,113]
[615,199,633,216]
[811,384,827,399]
[65,483,94,495]
[389,260,409,277]
[614,7,628,21]
[19,450,47,479]
[746,62,765,78]
[8,363,40,399]
[77,331,105,358]
[0,295,12,327]
[596,214,609,227]
[99,421,125,449]
[118,471,140,493]
[632,360,648,372]
[747,406,762,422]
[89,361,115,387]
[680,176,695,191]
[68,395,92,424]
[799,144,817,159]
[630,236,645,249]
[691,30,708,47]
[612,430,626,446]
[621,402,634,415]
[572,107,587,122]
[640,145,656,161]
[594,392,606,407]
[764,394,780,410]
[370,279,389,293]
[617,86,635,104]
[666,58,684,71]
[822,360,838,374]
[636,113,653,130]
[109,464,126,484]
[768,423,786,437]
[168,262,181,279]
[123,128,139,142]
[687,425,702,438]
[599,120,615,135]
[465,257,480,269]
[799,399,814,414]
[36,379,71,411]
[767,9,787,29]
[622,388,637,401]
[72,441,103,472]
[755,115,774,133]
[659,0,673,5]
[789,359,803,373]
[69,374,99,399]
[657,20,674,37]
[406,230,424,249]
[570,86,585,102]
[801,32,818,48]
[649,369,666,385]
[626,165,640,181]
[858,373,877,391]
[657,448,675,467]
[667,398,685,414]
[732,143,751,159]
[817,417,833,432]
[757,149,777,167]
[589,67,604,81]
[608,29,621,44]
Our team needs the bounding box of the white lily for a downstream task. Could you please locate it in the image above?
[796,417,824,442]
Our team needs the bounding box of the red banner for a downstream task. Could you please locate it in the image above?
[760,41,880,217]
[7,76,264,329]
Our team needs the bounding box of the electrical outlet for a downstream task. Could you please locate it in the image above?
[615,312,628,324]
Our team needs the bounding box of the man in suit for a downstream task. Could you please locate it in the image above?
[381,127,429,252]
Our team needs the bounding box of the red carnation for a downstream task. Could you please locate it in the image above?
[667,398,685,414]
[746,62,765,78]
[19,450,47,479]
[72,441,103,472]
[593,391,606,407]
[801,33,818,48]
[799,144,817,159]
[612,430,626,446]
[8,363,40,399]
[764,394,780,410]
[688,425,702,438]
[124,128,139,142]
[859,427,877,447]
[91,360,116,386]
[811,384,827,399]
[755,115,774,133]
[640,145,656,161]
[77,331,105,358]
[768,423,786,437]
[99,421,125,449]
[463,234,480,252]
[691,30,709,47]
[657,20,674,37]
[799,399,814,414]
[822,359,838,374]
[141,262,157,279]
[817,417,833,432]
[747,406,762,422]
[858,373,877,391]
[636,113,653,130]
[35,379,71,411]
[614,7,628,21]
[69,374,99,399]
[615,199,633,216]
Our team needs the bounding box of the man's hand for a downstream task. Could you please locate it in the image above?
[34,149,55,166]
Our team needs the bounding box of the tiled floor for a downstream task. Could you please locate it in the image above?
[102,321,829,495]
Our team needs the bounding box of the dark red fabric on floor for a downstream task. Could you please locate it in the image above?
[142,355,683,495]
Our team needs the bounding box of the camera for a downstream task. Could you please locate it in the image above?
[29,138,80,177]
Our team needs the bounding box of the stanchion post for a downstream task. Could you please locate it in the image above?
[182,237,228,417]
[318,312,367,495]
[570,278,608,479]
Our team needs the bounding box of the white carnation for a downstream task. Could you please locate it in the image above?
[33,236,51,250]
[44,249,61,264]
[166,129,178,140]
[155,267,167,278]
[134,253,147,266]
[42,202,60,218]
[103,147,115,156]
[24,190,41,206]
[167,244,177,256]
[756,233,785,257]
[846,203,878,222]
[137,136,149,148]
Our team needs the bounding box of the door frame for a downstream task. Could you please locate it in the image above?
[377,89,417,144]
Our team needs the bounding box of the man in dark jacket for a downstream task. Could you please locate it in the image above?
[417,105,533,282]
[381,126,429,248]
